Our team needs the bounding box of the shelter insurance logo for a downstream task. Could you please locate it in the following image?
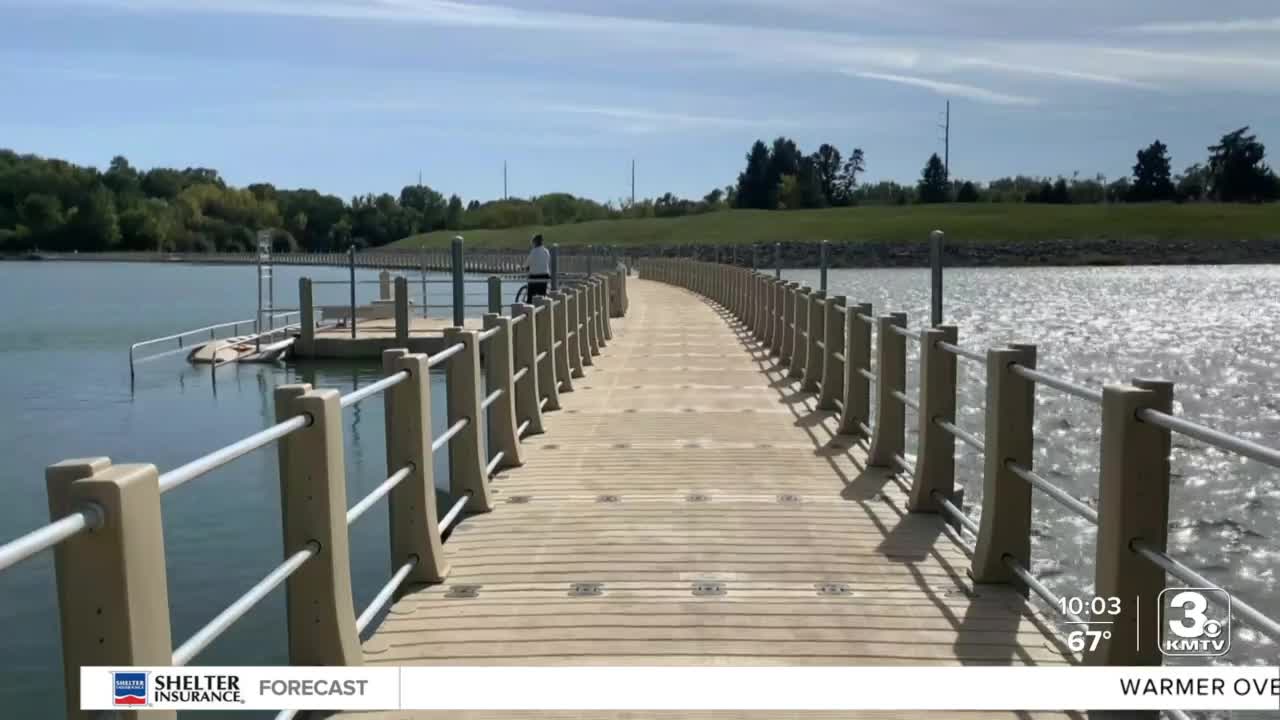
[112,671,149,707]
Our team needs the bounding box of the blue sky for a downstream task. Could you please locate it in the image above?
[2,1,1279,203]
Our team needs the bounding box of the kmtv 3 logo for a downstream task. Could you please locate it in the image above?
[1159,588,1231,657]
[112,671,149,706]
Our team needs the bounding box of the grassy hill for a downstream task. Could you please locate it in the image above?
[395,203,1280,251]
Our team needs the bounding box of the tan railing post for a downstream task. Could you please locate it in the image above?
[779,283,797,366]
[789,287,811,378]
[1089,379,1173,667]
[909,326,959,512]
[532,297,562,411]
[838,303,874,436]
[761,278,776,348]
[481,315,525,471]
[971,344,1037,584]
[394,276,409,344]
[299,277,315,356]
[773,280,786,356]
[378,270,391,300]
[47,458,176,720]
[756,276,770,342]
[442,328,495,512]
[600,275,613,340]
[594,278,610,345]
[511,303,545,436]
[565,291,585,379]
[487,275,502,314]
[274,385,362,665]
[818,296,847,410]
[802,290,827,392]
[587,280,603,355]
[574,286,592,369]
[549,291,574,393]
[382,350,450,583]
[867,313,908,467]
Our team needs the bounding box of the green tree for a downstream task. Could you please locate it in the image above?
[764,137,801,209]
[795,156,825,209]
[812,144,843,206]
[1207,127,1280,202]
[1176,163,1209,202]
[445,194,464,229]
[1129,140,1176,202]
[917,153,949,203]
[67,186,121,251]
[735,140,772,209]
[119,204,167,251]
[837,147,866,203]
[956,181,980,203]
[18,193,63,238]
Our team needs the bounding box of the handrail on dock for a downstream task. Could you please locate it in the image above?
[0,267,621,719]
[641,255,1280,668]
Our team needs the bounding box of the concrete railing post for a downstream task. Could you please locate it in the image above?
[971,344,1038,584]
[442,328,494,512]
[818,296,847,410]
[274,385,362,666]
[299,277,315,356]
[867,313,908,467]
[773,280,786,355]
[549,291,574,393]
[600,275,614,340]
[909,326,959,512]
[802,290,827,392]
[379,270,392,301]
[586,281,602,356]
[819,239,829,293]
[381,350,450,584]
[481,316,525,472]
[487,276,502,314]
[532,297,561,412]
[511,303,545,436]
[47,458,176,720]
[565,291,585,379]
[450,236,464,328]
[394,276,409,344]
[838,303,874,437]
[574,286,592,369]
[789,287,811,378]
[779,283,797,367]
[760,279,775,347]
[1089,379,1174,667]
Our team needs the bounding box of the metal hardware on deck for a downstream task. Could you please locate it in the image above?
[505,495,531,504]
[692,582,725,596]
[777,494,801,504]
[816,582,850,596]
[686,493,710,502]
[597,495,620,503]
[569,583,604,597]
[445,584,481,599]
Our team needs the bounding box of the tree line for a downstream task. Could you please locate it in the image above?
[3,126,1277,254]
[729,126,1279,209]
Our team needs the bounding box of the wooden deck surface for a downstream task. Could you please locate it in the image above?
[344,279,1075,719]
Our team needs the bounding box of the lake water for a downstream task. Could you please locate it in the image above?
[0,261,518,719]
[0,262,1276,719]
[785,265,1280,675]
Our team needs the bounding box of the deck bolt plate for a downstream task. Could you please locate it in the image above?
[778,494,801,504]
[816,583,850,596]
[597,495,620,503]
[445,584,481,599]
[569,583,604,597]
[686,493,710,503]
[692,582,725,597]
[506,495,532,504]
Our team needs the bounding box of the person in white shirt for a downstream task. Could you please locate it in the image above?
[526,234,552,300]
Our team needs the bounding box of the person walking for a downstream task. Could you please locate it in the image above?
[526,234,552,300]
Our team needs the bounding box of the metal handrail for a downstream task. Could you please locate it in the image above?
[536,351,548,364]
[478,326,501,342]
[0,506,103,574]
[432,418,470,453]
[892,453,914,476]
[355,557,417,634]
[1131,541,1280,644]
[481,388,504,411]
[340,371,409,409]
[1003,554,1085,626]
[347,464,415,526]
[1138,408,1280,468]
[131,318,256,352]
[517,419,532,437]
[511,314,528,326]
[1006,460,1099,524]
[889,324,919,342]
[889,389,918,411]
[932,490,979,536]
[172,541,319,666]
[428,342,465,369]
[440,493,471,534]
[512,367,529,383]
[486,451,506,477]
[1011,364,1103,404]
[934,418,985,453]
[937,341,984,364]
[832,352,845,363]
[856,368,876,383]
[158,414,310,494]
[856,313,874,325]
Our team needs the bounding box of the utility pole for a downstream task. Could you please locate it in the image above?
[503,161,508,200]
[938,100,951,181]
[631,159,636,207]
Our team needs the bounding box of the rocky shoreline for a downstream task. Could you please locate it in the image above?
[631,237,1280,268]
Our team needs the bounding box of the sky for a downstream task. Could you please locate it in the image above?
[2,1,1279,203]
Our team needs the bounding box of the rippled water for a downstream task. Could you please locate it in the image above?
[785,266,1280,670]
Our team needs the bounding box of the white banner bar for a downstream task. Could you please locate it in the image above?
[84,666,1280,711]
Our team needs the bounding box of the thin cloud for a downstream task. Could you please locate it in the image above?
[1126,16,1280,34]
[947,57,1161,91]
[849,71,1039,106]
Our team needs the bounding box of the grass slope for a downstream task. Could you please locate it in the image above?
[396,203,1280,250]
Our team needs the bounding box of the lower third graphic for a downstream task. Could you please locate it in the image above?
[113,671,149,706]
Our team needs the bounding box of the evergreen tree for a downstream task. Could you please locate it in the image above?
[917,154,949,203]
[1129,140,1176,202]
[1208,127,1280,202]
[735,140,772,209]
